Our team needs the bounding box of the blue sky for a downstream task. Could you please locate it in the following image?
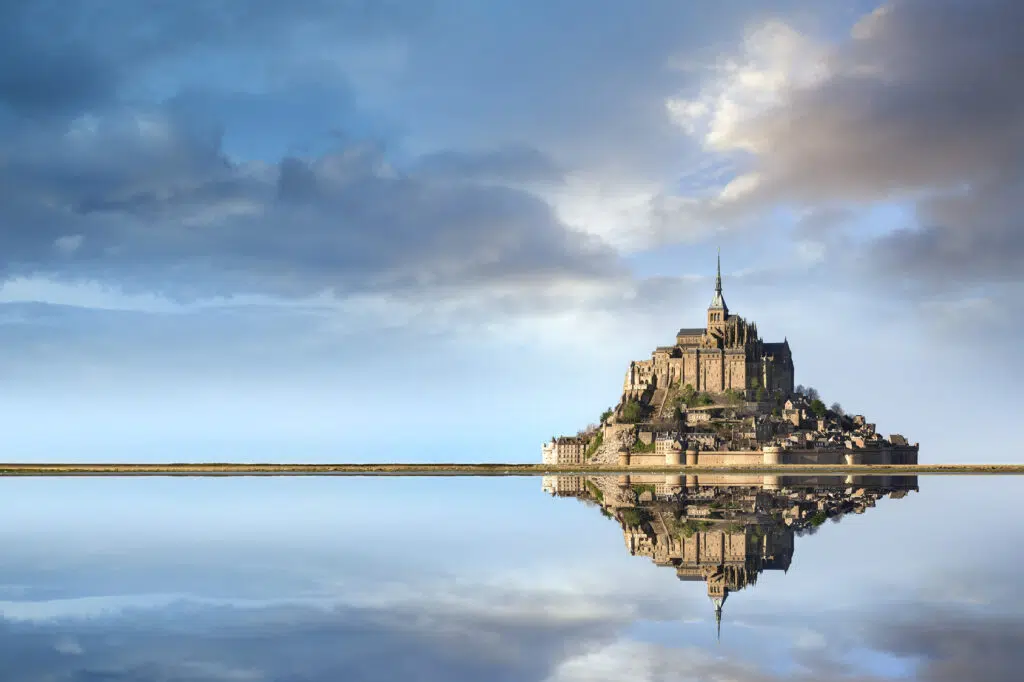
[0,0,1022,463]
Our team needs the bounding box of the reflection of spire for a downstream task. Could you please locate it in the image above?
[711,594,727,643]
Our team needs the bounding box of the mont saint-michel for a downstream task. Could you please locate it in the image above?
[544,255,919,469]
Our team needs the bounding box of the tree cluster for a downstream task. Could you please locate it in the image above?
[619,399,645,424]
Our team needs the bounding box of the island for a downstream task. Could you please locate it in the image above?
[543,253,919,469]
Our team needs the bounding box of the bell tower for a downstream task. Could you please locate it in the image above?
[707,249,728,338]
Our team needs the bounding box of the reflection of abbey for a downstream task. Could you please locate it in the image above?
[543,253,919,468]
[623,253,794,400]
[543,473,917,638]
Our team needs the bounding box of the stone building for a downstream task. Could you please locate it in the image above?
[623,253,795,400]
[542,436,588,465]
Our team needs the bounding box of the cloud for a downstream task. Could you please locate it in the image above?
[666,19,829,154]
[668,0,1024,287]
[0,104,622,304]
[53,635,84,656]
[411,145,566,186]
[53,235,84,255]
[0,0,430,114]
[0,0,827,323]
[2,1,643,323]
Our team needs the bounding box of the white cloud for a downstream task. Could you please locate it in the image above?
[543,173,665,251]
[718,172,761,201]
[666,19,829,154]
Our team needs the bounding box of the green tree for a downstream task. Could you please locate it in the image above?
[620,400,645,423]
[631,439,656,453]
[810,399,827,419]
[829,402,844,416]
[679,384,697,407]
[697,392,714,406]
[599,408,613,423]
[756,386,767,402]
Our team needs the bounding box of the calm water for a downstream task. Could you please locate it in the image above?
[0,474,1021,681]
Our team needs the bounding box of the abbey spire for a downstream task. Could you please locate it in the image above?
[708,248,727,312]
[715,248,722,296]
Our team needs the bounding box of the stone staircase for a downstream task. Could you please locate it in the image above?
[648,388,668,418]
[655,386,681,421]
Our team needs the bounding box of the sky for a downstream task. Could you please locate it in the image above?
[1,0,1022,462]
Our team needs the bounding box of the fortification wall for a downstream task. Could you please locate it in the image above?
[626,452,666,467]
[694,452,763,466]
[783,450,846,465]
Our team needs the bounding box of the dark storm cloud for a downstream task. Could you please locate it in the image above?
[727,0,1024,285]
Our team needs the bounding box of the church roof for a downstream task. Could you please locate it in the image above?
[677,327,706,336]
[763,342,790,355]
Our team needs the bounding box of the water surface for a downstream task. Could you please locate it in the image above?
[0,474,1020,681]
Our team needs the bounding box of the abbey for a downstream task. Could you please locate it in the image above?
[623,254,794,401]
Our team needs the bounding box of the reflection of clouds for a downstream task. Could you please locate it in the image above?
[0,594,620,682]
[0,585,1021,681]
[792,629,826,651]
